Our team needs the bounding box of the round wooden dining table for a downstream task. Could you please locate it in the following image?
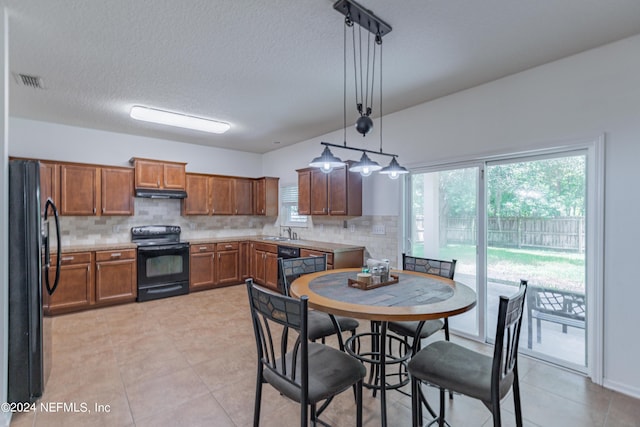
[290,268,477,427]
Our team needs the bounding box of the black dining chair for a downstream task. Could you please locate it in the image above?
[408,280,528,427]
[280,255,359,344]
[388,255,457,346]
[246,278,366,427]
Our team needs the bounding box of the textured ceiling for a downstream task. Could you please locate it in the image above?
[4,0,640,154]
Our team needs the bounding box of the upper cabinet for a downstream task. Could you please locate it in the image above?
[297,163,362,216]
[100,167,134,215]
[39,161,59,216]
[253,177,279,216]
[183,174,279,216]
[37,161,134,217]
[129,157,186,191]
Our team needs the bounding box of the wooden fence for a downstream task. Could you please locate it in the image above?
[442,216,585,252]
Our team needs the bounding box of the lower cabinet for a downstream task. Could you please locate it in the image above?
[95,249,136,305]
[44,252,94,315]
[251,242,279,291]
[190,243,216,291]
[44,249,138,316]
[216,242,240,286]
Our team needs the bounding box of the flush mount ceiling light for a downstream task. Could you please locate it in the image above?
[130,106,230,134]
[309,0,408,179]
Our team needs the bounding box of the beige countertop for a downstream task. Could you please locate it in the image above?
[57,236,364,254]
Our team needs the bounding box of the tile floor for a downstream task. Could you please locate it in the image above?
[9,285,640,427]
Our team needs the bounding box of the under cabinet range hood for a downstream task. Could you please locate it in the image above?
[134,188,187,199]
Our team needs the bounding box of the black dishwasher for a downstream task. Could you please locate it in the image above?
[277,245,300,293]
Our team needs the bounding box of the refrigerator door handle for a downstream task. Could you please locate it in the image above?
[44,198,61,296]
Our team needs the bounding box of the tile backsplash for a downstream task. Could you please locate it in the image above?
[58,198,400,267]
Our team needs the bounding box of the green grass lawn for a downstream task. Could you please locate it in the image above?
[414,244,585,291]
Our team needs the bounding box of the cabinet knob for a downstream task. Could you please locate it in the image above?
[62,256,74,262]
[199,246,208,251]
[93,207,96,214]
[157,180,160,188]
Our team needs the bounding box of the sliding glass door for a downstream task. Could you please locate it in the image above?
[405,150,589,370]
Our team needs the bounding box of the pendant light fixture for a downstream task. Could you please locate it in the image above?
[308,0,409,179]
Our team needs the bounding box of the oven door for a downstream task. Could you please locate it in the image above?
[136,243,190,301]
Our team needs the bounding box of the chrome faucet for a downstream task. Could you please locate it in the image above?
[285,226,292,239]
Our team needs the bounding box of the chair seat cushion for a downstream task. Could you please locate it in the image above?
[264,342,366,404]
[408,340,514,403]
[307,310,359,341]
[388,319,444,339]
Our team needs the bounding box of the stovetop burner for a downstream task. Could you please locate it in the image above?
[131,225,185,246]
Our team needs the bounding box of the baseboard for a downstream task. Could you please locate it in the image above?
[603,378,640,400]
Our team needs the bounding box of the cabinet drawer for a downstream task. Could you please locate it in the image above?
[95,249,136,262]
[254,242,278,253]
[216,242,239,251]
[190,243,216,254]
[300,249,333,265]
[54,252,92,265]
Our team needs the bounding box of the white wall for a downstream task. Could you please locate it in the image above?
[264,34,640,397]
[9,118,263,176]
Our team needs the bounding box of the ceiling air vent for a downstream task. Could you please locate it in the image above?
[14,73,45,89]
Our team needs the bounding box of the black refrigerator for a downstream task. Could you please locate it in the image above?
[8,159,61,403]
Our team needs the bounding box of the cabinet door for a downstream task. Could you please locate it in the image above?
[310,169,328,215]
[163,163,186,190]
[183,174,210,215]
[233,178,253,215]
[253,179,265,215]
[264,252,279,292]
[211,176,233,215]
[45,253,93,315]
[217,249,240,285]
[298,170,311,215]
[252,249,266,285]
[60,165,98,215]
[95,258,136,304]
[39,162,59,216]
[134,159,164,189]
[240,241,252,280]
[190,250,216,291]
[101,167,134,215]
[328,166,347,215]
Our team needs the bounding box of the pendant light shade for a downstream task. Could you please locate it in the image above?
[379,156,409,179]
[349,152,382,177]
[309,146,345,173]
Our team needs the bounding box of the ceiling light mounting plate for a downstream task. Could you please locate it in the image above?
[333,0,392,37]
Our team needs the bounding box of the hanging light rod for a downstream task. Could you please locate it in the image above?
[333,0,392,38]
[320,141,398,158]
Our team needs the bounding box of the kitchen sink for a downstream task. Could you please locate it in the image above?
[261,236,291,241]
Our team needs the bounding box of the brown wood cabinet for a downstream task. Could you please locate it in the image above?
[39,161,59,216]
[190,243,216,291]
[233,178,254,215]
[60,164,99,215]
[253,177,279,216]
[44,252,94,315]
[216,242,240,285]
[211,176,234,215]
[251,242,279,291]
[182,174,211,215]
[300,247,364,270]
[101,167,134,215]
[95,249,136,305]
[130,157,186,190]
[297,163,362,216]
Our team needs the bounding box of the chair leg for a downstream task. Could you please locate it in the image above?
[438,387,446,427]
[491,399,501,427]
[253,369,263,427]
[513,367,523,427]
[411,377,422,427]
[356,379,363,427]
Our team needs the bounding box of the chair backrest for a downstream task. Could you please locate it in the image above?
[402,253,457,279]
[245,279,310,410]
[491,280,527,396]
[279,255,327,296]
